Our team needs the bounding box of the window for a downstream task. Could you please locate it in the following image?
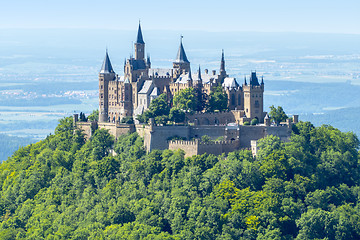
[255,100,259,108]
[231,94,235,105]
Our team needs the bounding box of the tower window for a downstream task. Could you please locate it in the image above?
[255,100,259,108]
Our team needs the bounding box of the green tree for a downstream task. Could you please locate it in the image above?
[207,86,228,112]
[269,105,287,125]
[138,93,170,124]
[169,108,185,124]
[88,109,99,122]
[173,88,198,112]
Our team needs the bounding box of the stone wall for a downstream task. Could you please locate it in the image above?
[168,140,199,157]
[186,110,248,126]
[169,139,241,157]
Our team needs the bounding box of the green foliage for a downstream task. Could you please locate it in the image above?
[0,119,360,239]
[138,93,170,124]
[169,108,185,124]
[250,118,259,125]
[269,105,288,125]
[172,88,198,112]
[243,121,250,126]
[207,86,228,112]
[88,109,99,122]
[120,116,134,124]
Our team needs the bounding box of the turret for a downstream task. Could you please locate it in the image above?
[99,50,115,122]
[173,36,190,78]
[134,22,145,60]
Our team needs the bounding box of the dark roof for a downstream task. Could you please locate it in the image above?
[100,50,114,74]
[174,37,189,63]
[250,72,260,86]
[136,23,145,44]
[129,58,147,70]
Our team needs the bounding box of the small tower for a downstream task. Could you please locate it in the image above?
[242,72,264,122]
[219,49,228,84]
[134,22,145,60]
[99,50,115,122]
[173,36,190,78]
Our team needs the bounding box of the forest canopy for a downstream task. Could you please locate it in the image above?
[0,117,360,239]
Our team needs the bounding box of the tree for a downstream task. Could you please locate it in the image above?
[138,93,170,124]
[88,109,99,122]
[173,88,198,112]
[207,86,228,112]
[269,105,287,125]
[250,118,258,125]
[169,108,185,124]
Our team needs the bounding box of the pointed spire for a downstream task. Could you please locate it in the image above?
[136,21,145,44]
[147,54,151,66]
[244,75,247,85]
[197,65,202,81]
[220,49,225,72]
[261,75,264,85]
[187,67,192,81]
[175,35,189,63]
[100,49,114,74]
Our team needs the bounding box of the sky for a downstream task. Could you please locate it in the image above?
[1,0,360,34]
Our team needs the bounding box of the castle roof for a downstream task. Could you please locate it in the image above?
[128,58,147,70]
[250,72,260,86]
[150,87,160,96]
[222,77,239,89]
[100,50,114,74]
[136,22,145,44]
[176,71,192,83]
[174,37,189,63]
[138,80,154,94]
[149,68,172,77]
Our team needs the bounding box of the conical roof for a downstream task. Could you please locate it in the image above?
[174,37,189,63]
[136,22,145,44]
[100,50,114,74]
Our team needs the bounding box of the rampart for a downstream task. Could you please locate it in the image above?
[169,139,240,157]
[75,115,292,157]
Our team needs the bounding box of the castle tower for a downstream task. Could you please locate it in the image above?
[99,50,116,122]
[135,22,145,60]
[219,49,228,84]
[242,72,264,122]
[173,36,190,78]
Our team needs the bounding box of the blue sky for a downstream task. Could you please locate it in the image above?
[1,0,359,34]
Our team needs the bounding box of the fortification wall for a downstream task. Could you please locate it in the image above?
[97,122,135,139]
[266,125,292,142]
[146,125,191,151]
[238,126,266,148]
[76,122,94,140]
[168,140,199,157]
[190,126,226,139]
[186,110,246,126]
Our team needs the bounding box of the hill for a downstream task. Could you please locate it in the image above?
[0,117,360,239]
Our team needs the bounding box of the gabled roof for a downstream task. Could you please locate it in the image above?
[100,50,114,74]
[136,22,145,44]
[174,37,189,63]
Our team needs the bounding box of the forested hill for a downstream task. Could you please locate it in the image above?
[1,118,360,239]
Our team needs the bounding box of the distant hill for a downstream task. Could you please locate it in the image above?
[0,134,34,162]
[0,117,360,239]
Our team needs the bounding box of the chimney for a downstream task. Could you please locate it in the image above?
[212,70,216,75]
[205,69,208,74]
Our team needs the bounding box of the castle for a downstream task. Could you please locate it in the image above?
[99,23,265,124]
[75,23,296,157]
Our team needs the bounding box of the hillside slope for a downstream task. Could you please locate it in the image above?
[0,118,360,239]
